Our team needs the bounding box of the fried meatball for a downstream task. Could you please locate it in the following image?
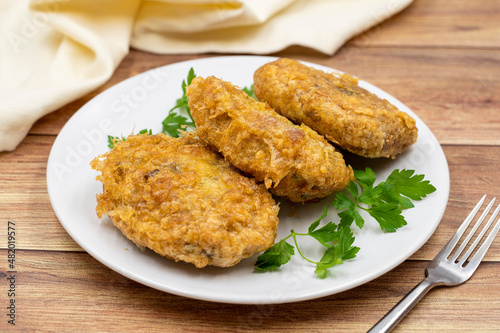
[253,58,418,158]
[187,76,353,202]
[90,133,279,268]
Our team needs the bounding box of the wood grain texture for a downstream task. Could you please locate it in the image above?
[349,0,500,49]
[0,251,498,332]
[411,145,500,261]
[29,47,500,145]
[2,137,500,260]
[2,0,500,331]
[0,136,81,251]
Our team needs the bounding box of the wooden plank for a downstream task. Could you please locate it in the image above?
[29,47,500,146]
[376,263,500,333]
[2,137,500,261]
[1,1,497,330]
[411,145,500,260]
[349,0,500,49]
[0,136,81,251]
[0,250,498,332]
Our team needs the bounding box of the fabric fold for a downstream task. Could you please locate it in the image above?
[1,0,140,150]
[1,0,413,151]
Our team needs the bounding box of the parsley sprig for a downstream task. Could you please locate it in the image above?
[160,69,256,137]
[106,69,197,148]
[255,206,360,279]
[107,68,258,147]
[255,167,436,278]
[162,67,197,137]
[333,168,436,232]
[242,84,257,99]
[107,129,152,149]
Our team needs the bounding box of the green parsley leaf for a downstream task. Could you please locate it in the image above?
[358,184,385,207]
[314,226,359,278]
[242,84,257,99]
[162,113,195,138]
[162,67,197,137]
[309,222,338,247]
[367,203,406,233]
[186,67,196,86]
[333,167,436,232]
[338,205,364,229]
[332,191,354,211]
[308,206,329,233]
[345,181,359,200]
[107,129,152,149]
[336,226,358,258]
[138,129,152,135]
[255,239,294,271]
[333,189,365,229]
[315,247,343,279]
[385,169,437,203]
[379,182,414,209]
[107,135,122,149]
[353,167,376,190]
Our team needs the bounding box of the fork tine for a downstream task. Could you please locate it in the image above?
[451,197,496,263]
[465,209,500,270]
[458,201,500,266]
[434,195,486,262]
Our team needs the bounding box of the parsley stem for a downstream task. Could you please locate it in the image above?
[186,106,193,122]
[291,231,320,265]
[291,232,309,237]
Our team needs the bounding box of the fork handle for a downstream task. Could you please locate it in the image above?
[368,276,439,333]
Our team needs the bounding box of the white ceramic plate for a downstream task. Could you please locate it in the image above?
[47,56,449,304]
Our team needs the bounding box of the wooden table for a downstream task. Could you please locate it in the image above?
[1,0,499,331]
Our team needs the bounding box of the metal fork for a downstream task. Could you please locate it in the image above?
[369,195,500,333]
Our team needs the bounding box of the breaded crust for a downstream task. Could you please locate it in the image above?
[253,58,418,158]
[187,76,353,202]
[90,133,279,268]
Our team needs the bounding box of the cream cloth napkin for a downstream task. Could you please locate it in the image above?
[0,0,413,151]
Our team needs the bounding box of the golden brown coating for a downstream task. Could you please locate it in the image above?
[187,76,353,202]
[90,133,279,268]
[253,58,418,158]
